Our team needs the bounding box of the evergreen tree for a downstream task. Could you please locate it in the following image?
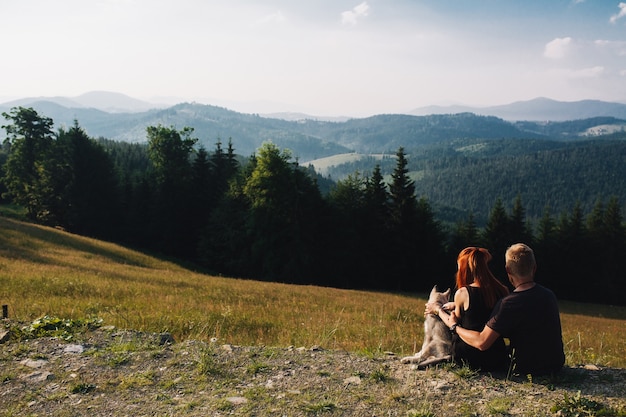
[554,202,586,299]
[198,173,252,277]
[243,142,324,282]
[189,146,213,248]
[361,165,393,288]
[56,121,120,237]
[449,211,480,255]
[482,198,510,281]
[387,147,439,291]
[327,172,369,287]
[388,147,417,227]
[534,206,559,287]
[146,125,198,257]
[364,164,389,223]
[414,196,447,289]
[509,195,532,245]
[590,197,625,300]
[1,107,56,222]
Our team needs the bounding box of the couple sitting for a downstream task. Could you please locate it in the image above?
[426,243,565,376]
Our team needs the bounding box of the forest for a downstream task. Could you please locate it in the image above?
[1,106,625,305]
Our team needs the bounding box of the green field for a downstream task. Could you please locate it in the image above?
[1,216,624,368]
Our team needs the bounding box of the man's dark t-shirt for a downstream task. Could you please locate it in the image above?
[486,284,565,376]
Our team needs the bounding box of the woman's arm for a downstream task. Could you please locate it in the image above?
[424,305,501,352]
[453,287,468,316]
[456,325,501,351]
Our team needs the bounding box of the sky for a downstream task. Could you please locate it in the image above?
[1,0,626,117]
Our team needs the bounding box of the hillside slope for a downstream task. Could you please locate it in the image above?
[1,321,625,416]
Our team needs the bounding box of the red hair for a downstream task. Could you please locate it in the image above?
[456,247,509,308]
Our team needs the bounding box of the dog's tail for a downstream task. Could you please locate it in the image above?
[416,355,453,370]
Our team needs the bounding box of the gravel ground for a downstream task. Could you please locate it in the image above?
[1,322,625,417]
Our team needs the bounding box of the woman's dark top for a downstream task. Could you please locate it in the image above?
[453,286,507,371]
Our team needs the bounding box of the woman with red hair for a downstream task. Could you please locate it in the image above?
[434,247,510,371]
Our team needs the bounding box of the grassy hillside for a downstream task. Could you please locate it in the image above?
[1,216,625,368]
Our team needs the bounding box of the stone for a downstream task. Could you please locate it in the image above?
[21,359,48,368]
[21,371,55,383]
[64,344,84,354]
[343,376,362,385]
[225,396,248,405]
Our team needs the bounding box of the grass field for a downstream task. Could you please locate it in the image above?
[1,215,625,368]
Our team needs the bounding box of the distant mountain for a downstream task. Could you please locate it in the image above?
[410,97,626,121]
[72,91,161,113]
[260,112,352,123]
[2,94,625,161]
[2,96,84,110]
[1,91,162,113]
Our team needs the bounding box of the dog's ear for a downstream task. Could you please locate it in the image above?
[430,285,438,295]
[443,288,451,299]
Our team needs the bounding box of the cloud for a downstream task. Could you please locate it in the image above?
[594,39,626,56]
[341,2,370,26]
[572,66,605,78]
[544,37,573,59]
[610,2,626,24]
[257,11,287,26]
[547,66,605,82]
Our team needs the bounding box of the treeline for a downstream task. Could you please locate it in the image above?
[1,107,625,305]
[324,137,626,224]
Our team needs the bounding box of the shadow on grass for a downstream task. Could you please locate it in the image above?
[0,216,154,268]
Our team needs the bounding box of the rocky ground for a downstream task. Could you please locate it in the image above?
[1,320,625,417]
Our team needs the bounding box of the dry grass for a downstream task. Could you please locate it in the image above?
[1,216,625,367]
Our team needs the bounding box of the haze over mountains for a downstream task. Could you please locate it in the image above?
[1,91,163,114]
[3,91,626,121]
[409,97,626,122]
[2,90,626,164]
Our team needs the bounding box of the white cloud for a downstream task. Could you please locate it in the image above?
[544,37,573,59]
[341,2,370,26]
[256,11,287,26]
[610,2,626,24]
[573,66,605,78]
[594,39,626,56]
[551,66,605,79]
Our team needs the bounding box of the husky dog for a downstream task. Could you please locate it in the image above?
[401,286,453,369]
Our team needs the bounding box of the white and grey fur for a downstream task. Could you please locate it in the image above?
[401,286,453,369]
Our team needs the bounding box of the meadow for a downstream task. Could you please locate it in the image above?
[1,215,625,368]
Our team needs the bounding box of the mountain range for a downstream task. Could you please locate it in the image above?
[1,91,162,113]
[1,91,625,225]
[409,97,626,121]
[3,91,626,120]
[1,91,626,163]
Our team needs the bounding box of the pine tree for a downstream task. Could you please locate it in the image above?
[388,147,417,227]
[56,121,120,237]
[599,197,625,298]
[482,198,510,280]
[509,195,532,245]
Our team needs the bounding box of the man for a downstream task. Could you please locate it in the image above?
[429,243,565,376]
